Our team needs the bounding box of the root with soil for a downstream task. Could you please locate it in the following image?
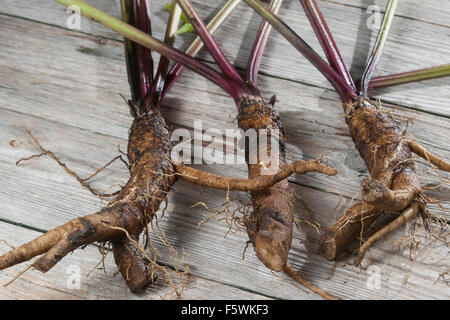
[320,98,450,266]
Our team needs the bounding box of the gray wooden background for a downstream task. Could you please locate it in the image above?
[0,0,448,299]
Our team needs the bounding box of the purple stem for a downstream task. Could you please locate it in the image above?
[151,1,181,105]
[121,0,154,107]
[299,0,356,94]
[58,0,244,100]
[161,0,242,99]
[247,0,283,93]
[368,64,450,89]
[176,0,245,87]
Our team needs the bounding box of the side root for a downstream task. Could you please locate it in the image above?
[284,263,340,300]
[354,202,420,266]
[176,158,337,192]
[407,139,450,172]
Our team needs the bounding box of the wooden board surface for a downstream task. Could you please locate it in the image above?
[0,0,448,300]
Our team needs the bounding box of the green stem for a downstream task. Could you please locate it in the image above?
[369,64,450,89]
[162,0,242,97]
[153,1,182,101]
[54,0,243,98]
[184,0,241,57]
[359,0,398,96]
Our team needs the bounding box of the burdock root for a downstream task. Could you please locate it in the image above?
[320,99,450,266]
[1,110,336,294]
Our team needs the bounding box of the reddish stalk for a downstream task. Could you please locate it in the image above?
[121,0,154,109]
[162,0,242,98]
[299,0,356,93]
[176,0,246,87]
[243,0,357,102]
[151,1,182,103]
[59,0,246,99]
[247,0,283,93]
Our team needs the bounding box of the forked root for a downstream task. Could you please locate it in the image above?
[320,202,382,260]
[176,158,337,192]
[15,130,158,292]
[322,137,449,265]
[0,206,136,272]
[354,202,420,266]
[109,226,189,297]
[328,99,449,268]
[18,130,124,198]
[284,263,339,300]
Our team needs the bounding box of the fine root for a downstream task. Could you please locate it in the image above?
[0,240,15,250]
[87,241,110,277]
[191,189,251,236]
[294,218,322,235]
[17,130,124,198]
[3,263,35,288]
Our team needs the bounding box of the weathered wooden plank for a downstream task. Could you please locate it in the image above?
[0,221,269,300]
[0,108,448,300]
[1,0,123,40]
[0,2,448,300]
[1,0,449,116]
[0,14,449,204]
[326,0,450,26]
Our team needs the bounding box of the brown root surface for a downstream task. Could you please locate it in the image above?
[4,108,337,295]
[407,139,450,172]
[6,107,337,295]
[321,98,449,265]
[236,97,336,276]
[0,112,176,292]
[112,237,156,294]
[320,201,382,260]
[237,97,294,272]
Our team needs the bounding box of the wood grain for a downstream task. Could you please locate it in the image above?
[0,0,448,300]
[1,0,449,116]
[0,222,269,300]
